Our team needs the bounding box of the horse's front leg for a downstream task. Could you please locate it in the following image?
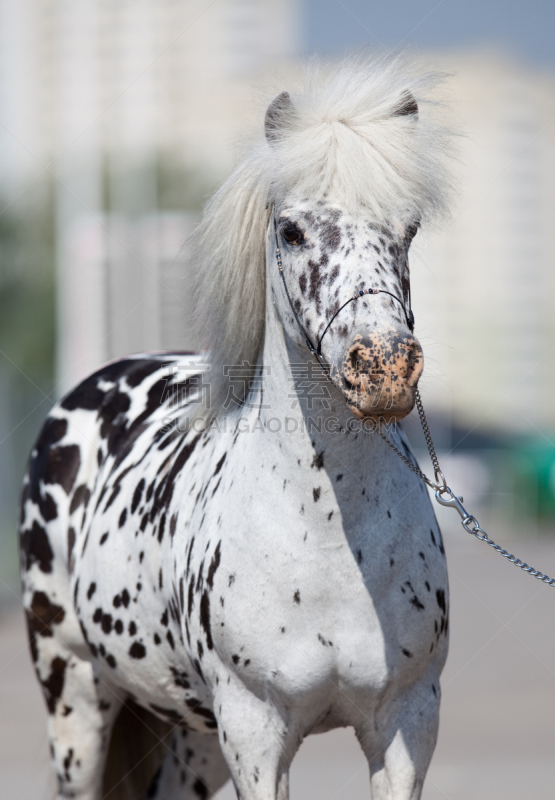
[356,676,441,800]
[214,678,300,800]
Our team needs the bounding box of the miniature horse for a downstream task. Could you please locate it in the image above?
[20,55,451,799]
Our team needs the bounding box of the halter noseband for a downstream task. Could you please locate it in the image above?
[272,208,415,375]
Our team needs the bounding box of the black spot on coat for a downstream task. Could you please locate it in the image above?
[200,591,213,650]
[38,493,58,522]
[70,484,91,515]
[129,641,146,659]
[131,479,145,514]
[311,451,324,470]
[21,521,54,574]
[206,542,221,589]
[42,656,67,714]
[44,446,81,494]
[27,591,65,642]
[436,588,446,614]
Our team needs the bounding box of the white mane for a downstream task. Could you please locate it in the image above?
[191,53,453,415]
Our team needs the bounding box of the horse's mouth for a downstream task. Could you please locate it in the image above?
[340,377,417,421]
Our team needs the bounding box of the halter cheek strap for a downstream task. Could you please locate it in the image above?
[273,209,415,375]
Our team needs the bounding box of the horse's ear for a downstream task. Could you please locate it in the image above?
[265,91,296,144]
[393,91,418,119]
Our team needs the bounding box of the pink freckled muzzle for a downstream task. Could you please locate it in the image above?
[334,330,424,421]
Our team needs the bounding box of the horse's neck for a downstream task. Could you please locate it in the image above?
[257,285,388,475]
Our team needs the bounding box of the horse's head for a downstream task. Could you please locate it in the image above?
[193,58,450,419]
[266,91,424,422]
[270,201,422,420]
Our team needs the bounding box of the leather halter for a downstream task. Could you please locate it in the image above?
[272,208,415,374]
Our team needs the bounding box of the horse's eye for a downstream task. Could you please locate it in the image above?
[282,223,304,246]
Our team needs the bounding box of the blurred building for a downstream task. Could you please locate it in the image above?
[0,0,301,395]
[1,3,555,431]
[413,49,555,435]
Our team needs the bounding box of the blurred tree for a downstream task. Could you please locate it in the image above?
[0,175,56,584]
[156,152,218,213]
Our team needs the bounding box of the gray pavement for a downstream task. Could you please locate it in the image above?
[2,513,555,799]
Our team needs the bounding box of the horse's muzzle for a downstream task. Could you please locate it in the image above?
[334,330,423,420]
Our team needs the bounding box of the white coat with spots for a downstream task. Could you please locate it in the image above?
[20,56,451,800]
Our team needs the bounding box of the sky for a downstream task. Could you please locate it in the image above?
[302,0,555,66]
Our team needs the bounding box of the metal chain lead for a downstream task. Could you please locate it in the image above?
[375,423,437,490]
[376,389,555,588]
[414,389,446,488]
[375,388,445,490]
[273,206,554,588]
[462,521,555,586]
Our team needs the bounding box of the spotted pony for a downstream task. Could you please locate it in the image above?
[20,55,452,800]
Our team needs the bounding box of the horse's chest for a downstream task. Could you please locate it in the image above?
[204,512,447,715]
